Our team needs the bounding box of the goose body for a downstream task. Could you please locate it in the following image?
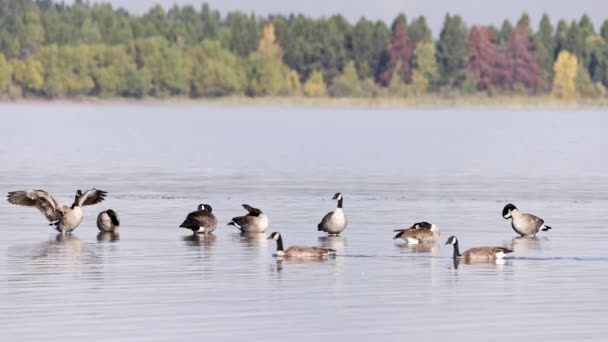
[393,221,440,244]
[268,232,336,258]
[445,236,513,260]
[228,204,269,233]
[180,204,217,234]
[502,203,552,237]
[7,189,107,234]
[317,193,347,235]
[97,209,120,232]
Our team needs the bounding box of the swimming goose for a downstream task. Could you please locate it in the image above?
[267,232,336,258]
[97,209,120,232]
[393,221,440,244]
[7,189,107,234]
[317,192,347,235]
[502,203,552,237]
[445,236,513,260]
[180,204,217,234]
[228,204,269,233]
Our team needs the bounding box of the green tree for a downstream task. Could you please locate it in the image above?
[408,16,432,44]
[534,14,556,87]
[554,20,570,57]
[497,19,513,44]
[351,18,390,78]
[552,50,578,99]
[184,40,245,97]
[330,61,362,97]
[412,42,439,91]
[437,14,469,85]
[602,20,608,41]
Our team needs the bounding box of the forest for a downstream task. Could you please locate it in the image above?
[0,0,607,100]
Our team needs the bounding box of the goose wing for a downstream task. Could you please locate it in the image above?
[286,246,336,256]
[181,211,217,229]
[7,190,64,222]
[521,213,545,230]
[318,211,334,227]
[78,189,107,206]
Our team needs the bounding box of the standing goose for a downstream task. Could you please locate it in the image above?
[317,192,347,236]
[393,221,440,244]
[97,209,120,232]
[502,203,552,237]
[267,232,336,258]
[7,189,107,234]
[228,204,269,233]
[180,204,217,234]
[445,236,513,260]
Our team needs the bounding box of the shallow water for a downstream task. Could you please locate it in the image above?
[0,104,607,341]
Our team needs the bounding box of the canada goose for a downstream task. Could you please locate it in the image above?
[180,204,217,234]
[267,232,336,258]
[317,192,347,235]
[445,236,513,260]
[502,203,552,237]
[7,189,107,234]
[227,204,269,233]
[97,209,120,232]
[393,221,440,244]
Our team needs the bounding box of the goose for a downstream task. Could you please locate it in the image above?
[97,209,120,232]
[267,232,336,258]
[228,204,269,233]
[502,203,552,237]
[7,189,107,234]
[445,236,513,260]
[393,221,440,244]
[180,204,217,234]
[317,192,347,235]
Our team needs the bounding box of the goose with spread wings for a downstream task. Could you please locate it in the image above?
[7,188,107,234]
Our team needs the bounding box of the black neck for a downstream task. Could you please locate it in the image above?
[276,235,284,252]
[71,199,78,209]
[337,198,343,208]
[452,241,462,258]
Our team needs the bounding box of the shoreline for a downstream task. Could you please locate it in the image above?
[1,95,607,109]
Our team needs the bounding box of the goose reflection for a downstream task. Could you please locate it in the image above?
[318,235,346,254]
[511,236,542,252]
[97,232,120,243]
[453,258,509,270]
[235,232,268,248]
[394,241,438,254]
[7,234,101,282]
[183,233,217,248]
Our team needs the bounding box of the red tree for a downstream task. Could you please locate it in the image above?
[466,26,508,90]
[503,25,541,90]
[378,23,416,86]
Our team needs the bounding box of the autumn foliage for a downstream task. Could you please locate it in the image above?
[378,23,416,86]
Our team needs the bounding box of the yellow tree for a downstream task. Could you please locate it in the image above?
[0,53,12,94]
[246,22,286,96]
[552,51,578,99]
[258,23,282,59]
[303,70,327,97]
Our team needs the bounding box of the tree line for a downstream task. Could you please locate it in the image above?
[0,0,606,100]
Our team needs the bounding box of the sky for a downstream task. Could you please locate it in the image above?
[79,0,607,35]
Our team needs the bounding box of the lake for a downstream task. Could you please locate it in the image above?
[0,103,607,341]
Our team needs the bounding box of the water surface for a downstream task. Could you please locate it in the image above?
[0,104,607,341]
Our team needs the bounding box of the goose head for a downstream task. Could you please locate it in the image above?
[445,236,458,245]
[267,232,281,241]
[332,192,343,201]
[502,203,517,219]
[203,204,213,212]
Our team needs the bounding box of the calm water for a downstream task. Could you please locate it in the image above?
[0,104,607,341]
